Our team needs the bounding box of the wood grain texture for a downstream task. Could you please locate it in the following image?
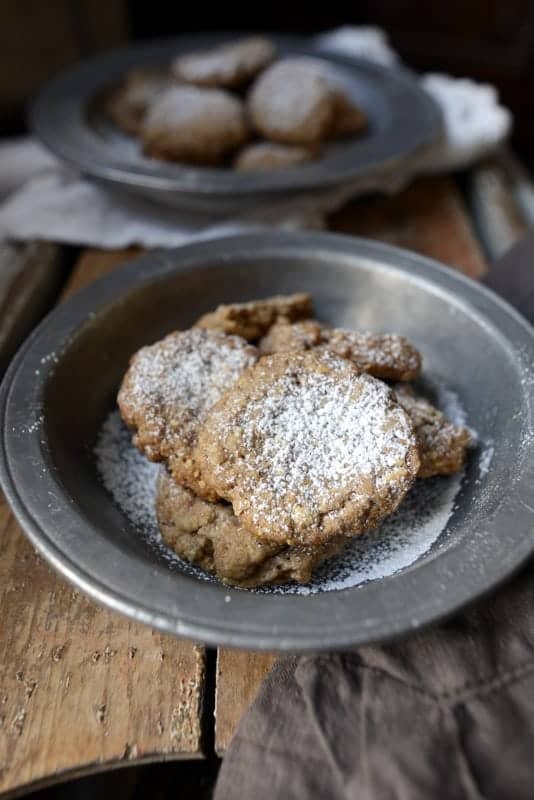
[330,176,487,279]
[214,653,275,756]
[68,248,142,293]
[214,175,490,755]
[0,241,65,376]
[0,248,205,800]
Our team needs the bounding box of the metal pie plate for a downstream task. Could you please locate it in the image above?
[1,232,533,652]
[29,34,442,214]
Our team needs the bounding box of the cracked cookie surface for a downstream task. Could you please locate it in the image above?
[141,86,248,164]
[118,328,257,499]
[172,37,275,89]
[260,319,421,381]
[195,293,313,340]
[196,350,420,545]
[395,385,471,477]
[248,59,336,146]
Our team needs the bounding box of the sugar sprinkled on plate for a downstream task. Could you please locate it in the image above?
[94,377,483,593]
[94,411,159,532]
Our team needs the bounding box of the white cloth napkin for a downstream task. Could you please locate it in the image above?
[0,26,512,249]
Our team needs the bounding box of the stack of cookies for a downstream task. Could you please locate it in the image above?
[117,294,471,588]
[107,37,366,170]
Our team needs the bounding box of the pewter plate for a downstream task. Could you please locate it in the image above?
[29,34,442,213]
[1,232,533,652]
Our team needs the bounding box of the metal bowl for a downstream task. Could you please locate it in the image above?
[29,34,442,214]
[1,232,533,652]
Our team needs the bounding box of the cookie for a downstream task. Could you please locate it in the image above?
[329,89,367,138]
[117,328,257,499]
[107,68,170,135]
[259,319,421,381]
[196,350,420,546]
[234,142,317,171]
[195,293,314,340]
[172,37,275,89]
[156,469,344,587]
[248,59,336,146]
[395,385,472,478]
[141,86,248,164]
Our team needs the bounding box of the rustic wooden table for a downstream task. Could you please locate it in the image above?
[0,159,530,797]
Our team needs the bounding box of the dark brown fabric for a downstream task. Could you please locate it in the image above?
[215,233,534,800]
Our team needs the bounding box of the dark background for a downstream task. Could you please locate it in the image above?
[1,0,534,160]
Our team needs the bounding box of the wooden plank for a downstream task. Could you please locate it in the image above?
[68,247,142,293]
[215,175,490,755]
[0,241,65,376]
[0,248,206,799]
[214,653,275,756]
[330,176,487,280]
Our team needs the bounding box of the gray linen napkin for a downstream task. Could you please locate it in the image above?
[214,232,534,800]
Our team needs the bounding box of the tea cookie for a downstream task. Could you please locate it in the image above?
[395,385,472,478]
[156,469,345,587]
[329,89,367,137]
[107,68,170,135]
[172,37,275,89]
[195,293,313,340]
[248,59,336,145]
[118,329,257,498]
[260,319,422,381]
[197,351,420,545]
[141,86,248,164]
[234,142,317,171]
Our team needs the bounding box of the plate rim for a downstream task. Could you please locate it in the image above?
[28,32,443,198]
[1,231,534,652]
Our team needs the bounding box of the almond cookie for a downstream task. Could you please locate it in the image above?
[395,385,472,477]
[107,68,170,135]
[196,350,420,546]
[156,469,345,587]
[234,142,317,171]
[195,293,313,340]
[118,329,257,499]
[141,86,248,164]
[172,37,275,89]
[259,319,421,381]
[329,89,367,138]
[248,59,336,146]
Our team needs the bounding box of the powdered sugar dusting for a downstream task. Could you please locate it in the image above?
[172,37,275,86]
[124,329,256,416]
[213,360,417,538]
[435,381,468,426]
[326,329,421,377]
[250,58,332,136]
[395,384,471,478]
[144,86,245,131]
[94,411,159,532]
[273,472,463,594]
[119,329,257,466]
[478,444,494,478]
[261,320,421,380]
[95,378,470,592]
